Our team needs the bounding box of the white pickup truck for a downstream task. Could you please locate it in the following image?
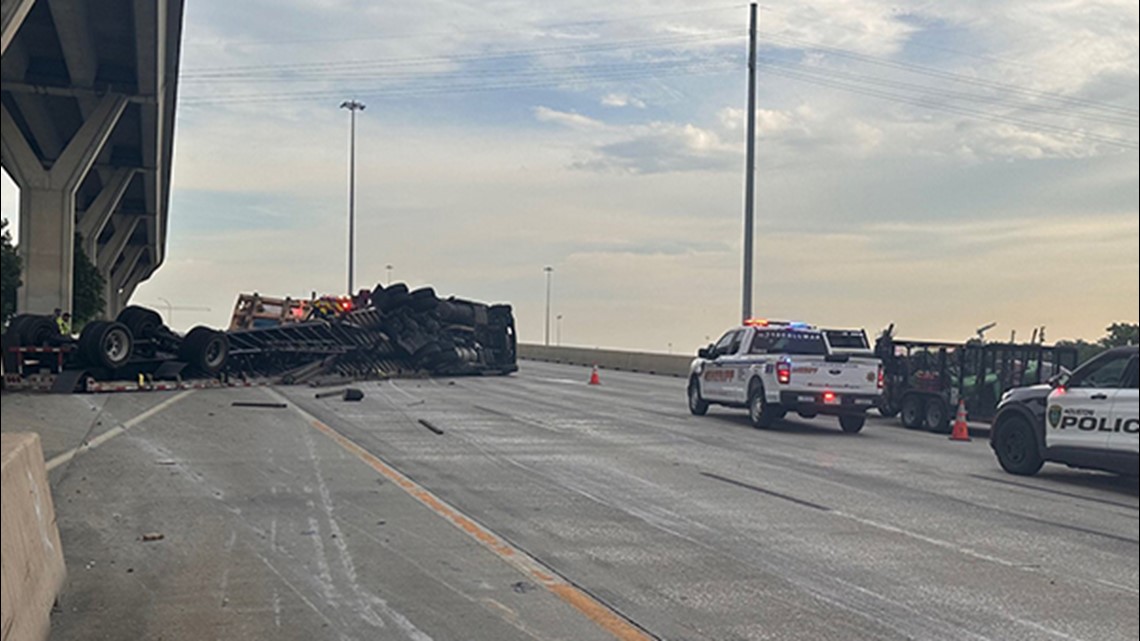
[687,319,883,433]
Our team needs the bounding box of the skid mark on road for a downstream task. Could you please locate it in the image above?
[272,390,660,641]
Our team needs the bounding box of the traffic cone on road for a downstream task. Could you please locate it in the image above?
[949,399,971,441]
[588,365,601,386]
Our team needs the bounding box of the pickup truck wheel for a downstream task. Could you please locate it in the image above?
[839,415,866,433]
[687,377,709,416]
[900,394,924,429]
[992,416,1044,476]
[748,381,779,428]
[117,306,164,340]
[924,399,950,433]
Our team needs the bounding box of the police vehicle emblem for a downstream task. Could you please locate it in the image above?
[1047,405,1062,428]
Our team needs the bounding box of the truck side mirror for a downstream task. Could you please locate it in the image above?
[698,346,712,359]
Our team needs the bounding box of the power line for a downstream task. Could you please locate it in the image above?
[183,4,747,48]
[760,65,1138,149]
[182,31,741,77]
[760,32,1139,118]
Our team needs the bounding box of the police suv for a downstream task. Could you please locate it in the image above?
[990,346,1139,476]
[687,319,883,433]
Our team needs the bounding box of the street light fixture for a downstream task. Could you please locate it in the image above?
[543,266,553,346]
[385,264,393,285]
[340,99,366,295]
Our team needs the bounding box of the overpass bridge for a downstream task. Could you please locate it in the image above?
[1,0,184,316]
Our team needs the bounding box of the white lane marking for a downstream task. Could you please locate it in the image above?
[386,380,420,401]
[46,390,196,472]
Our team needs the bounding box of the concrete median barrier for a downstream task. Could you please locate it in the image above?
[518,344,692,378]
[2,433,65,641]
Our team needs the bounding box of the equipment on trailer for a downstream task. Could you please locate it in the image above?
[874,325,1079,433]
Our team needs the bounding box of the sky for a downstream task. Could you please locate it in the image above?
[2,0,1137,352]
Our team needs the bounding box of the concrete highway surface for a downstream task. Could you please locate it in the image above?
[3,361,1137,641]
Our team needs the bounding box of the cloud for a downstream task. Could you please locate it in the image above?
[600,93,646,109]
[533,106,606,131]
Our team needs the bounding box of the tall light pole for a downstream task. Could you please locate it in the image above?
[340,99,366,296]
[385,264,393,285]
[543,266,553,346]
[556,314,563,346]
[741,2,758,321]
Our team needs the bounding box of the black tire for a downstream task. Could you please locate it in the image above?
[839,415,866,433]
[409,287,439,313]
[381,283,410,312]
[20,315,60,346]
[117,306,165,340]
[924,399,950,433]
[877,394,900,418]
[179,326,229,375]
[79,321,133,369]
[992,415,1044,476]
[5,314,33,346]
[900,394,925,429]
[688,377,709,416]
[748,379,780,428]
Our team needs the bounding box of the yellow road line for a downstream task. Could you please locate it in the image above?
[275,390,655,641]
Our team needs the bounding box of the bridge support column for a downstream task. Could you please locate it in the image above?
[106,245,144,316]
[0,93,127,315]
[78,167,136,259]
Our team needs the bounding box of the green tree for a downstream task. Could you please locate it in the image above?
[1100,322,1139,349]
[1,218,21,326]
[72,233,105,326]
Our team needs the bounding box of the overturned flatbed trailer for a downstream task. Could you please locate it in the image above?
[2,282,517,393]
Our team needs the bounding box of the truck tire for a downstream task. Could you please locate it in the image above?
[19,315,60,346]
[409,287,439,312]
[900,394,925,430]
[688,377,709,416]
[381,284,410,312]
[839,415,866,434]
[748,379,780,428]
[924,399,950,433]
[179,326,229,375]
[877,395,900,418]
[992,415,1044,476]
[80,321,133,369]
[117,306,164,340]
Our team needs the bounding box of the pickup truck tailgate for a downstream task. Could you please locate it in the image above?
[797,356,879,392]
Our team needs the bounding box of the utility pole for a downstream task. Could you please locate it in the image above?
[340,99,365,295]
[544,266,554,346]
[741,2,758,321]
[385,264,393,285]
[557,314,563,346]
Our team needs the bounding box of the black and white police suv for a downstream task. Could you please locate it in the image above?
[990,346,1139,476]
[687,319,882,433]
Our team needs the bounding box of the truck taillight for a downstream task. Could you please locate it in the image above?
[877,364,884,389]
[777,361,791,385]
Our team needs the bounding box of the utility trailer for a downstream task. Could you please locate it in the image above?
[874,329,1079,432]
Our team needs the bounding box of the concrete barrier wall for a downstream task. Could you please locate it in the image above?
[2,433,65,641]
[518,344,693,378]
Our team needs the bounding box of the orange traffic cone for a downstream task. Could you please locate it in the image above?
[949,399,970,441]
[588,365,601,386]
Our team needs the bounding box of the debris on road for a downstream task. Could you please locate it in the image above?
[140,532,165,542]
[231,401,288,409]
